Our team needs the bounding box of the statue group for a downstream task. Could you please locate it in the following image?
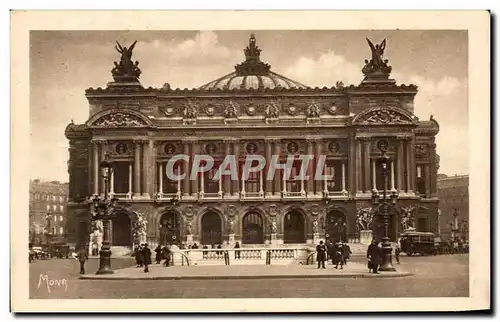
[363,38,392,74]
[112,40,142,79]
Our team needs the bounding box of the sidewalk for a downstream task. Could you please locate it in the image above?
[80,262,412,280]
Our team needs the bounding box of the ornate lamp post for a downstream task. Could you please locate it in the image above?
[45,210,53,257]
[371,150,397,272]
[90,157,118,275]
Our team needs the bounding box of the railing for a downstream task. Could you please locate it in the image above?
[306,251,317,265]
[177,246,313,265]
[348,232,361,244]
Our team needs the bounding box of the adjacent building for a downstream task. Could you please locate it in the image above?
[437,174,469,241]
[65,35,440,250]
[29,179,69,245]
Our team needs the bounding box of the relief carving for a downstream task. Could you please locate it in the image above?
[354,107,414,126]
[93,112,148,128]
[356,207,374,231]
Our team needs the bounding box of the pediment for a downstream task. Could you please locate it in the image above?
[87,109,153,128]
[352,107,417,126]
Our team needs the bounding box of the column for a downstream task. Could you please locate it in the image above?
[224,140,232,197]
[390,161,396,191]
[341,161,346,192]
[409,138,416,192]
[363,139,371,193]
[149,140,156,197]
[128,163,133,198]
[92,141,99,195]
[99,142,106,195]
[191,141,199,196]
[429,142,438,197]
[274,140,281,195]
[133,141,141,196]
[141,141,149,197]
[265,139,273,196]
[425,164,431,197]
[177,164,182,196]
[306,139,314,195]
[314,139,322,195]
[110,170,114,195]
[348,135,356,196]
[259,169,264,195]
[232,141,240,196]
[158,163,163,196]
[182,141,191,197]
[372,160,377,190]
[355,138,362,193]
[218,165,223,196]
[397,139,404,192]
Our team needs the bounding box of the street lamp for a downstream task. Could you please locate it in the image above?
[371,150,397,272]
[45,210,53,257]
[90,156,118,275]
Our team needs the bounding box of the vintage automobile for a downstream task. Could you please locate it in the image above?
[400,231,437,256]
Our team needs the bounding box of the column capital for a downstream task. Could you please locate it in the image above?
[305,137,321,143]
[264,138,281,143]
[396,135,413,141]
[133,139,149,145]
[90,139,107,145]
[355,136,373,141]
[182,139,200,144]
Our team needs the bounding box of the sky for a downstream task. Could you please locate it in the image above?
[30,30,468,182]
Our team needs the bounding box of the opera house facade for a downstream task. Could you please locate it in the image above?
[65,35,440,251]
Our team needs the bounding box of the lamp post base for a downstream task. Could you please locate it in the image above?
[379,237,396,272]
[95,248,114,275]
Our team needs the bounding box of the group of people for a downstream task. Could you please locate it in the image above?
[153,244,174,267]
[133,243,152,273]
[316,239,401,273]
[315,241,352,269]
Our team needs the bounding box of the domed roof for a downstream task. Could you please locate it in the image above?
[199,34,308,90]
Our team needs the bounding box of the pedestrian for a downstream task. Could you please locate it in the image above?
[217,244,222,255]
[316,240,327,269]
[142,243,152,273]
[342,242,352,265]
[333,242,344,269]
[135,244,144,267]
[154,244,162,264]
[162,244,171,267]
[367,239,383,274]
[77,247,88,274]
[192,243,199,249]
[234,242,241,259]
[394,243,401,264]
[92,243,98,256]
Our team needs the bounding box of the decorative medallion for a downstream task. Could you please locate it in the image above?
[377,139,389,152]
[265,103,280,118]
[416,144,428,159]
[159,105,176,117]
[183,205,194,218]
[268,204,279,217]
[310,204,320,217]
[164,143,176,155]
[205,143,217,155]
[225,101,239,118]
[286,104,298,116]
[307,103,320,118]
[204,105,216,116]
[115,142,128,155]
[246,142,258,154]
[183,101,198,119]
[327,104,338,115]
[93,112,148,128]
[245,104,257,116]
[226,205,237,218]
[287,142,299,154]
[328,141,340,153]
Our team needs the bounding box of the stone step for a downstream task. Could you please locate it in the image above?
[110,246,133,257]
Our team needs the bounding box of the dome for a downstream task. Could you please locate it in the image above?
[199,34,308,90]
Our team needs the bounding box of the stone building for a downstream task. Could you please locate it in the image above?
[437,174,469,241]
[29,179,69,245]
[65,34,440,251]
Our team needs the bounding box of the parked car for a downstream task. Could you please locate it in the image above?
[400,231,437,256]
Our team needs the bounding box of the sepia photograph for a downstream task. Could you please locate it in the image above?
[11,10,490,312]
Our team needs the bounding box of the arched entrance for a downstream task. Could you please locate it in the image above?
[242,212,264,245]
[325,210,347,244]
[159,211,181,245]
[201,211,223,245]
[283,210,306,243]
[112,211,132,247]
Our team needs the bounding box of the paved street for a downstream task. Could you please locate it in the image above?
[29,254,468,299]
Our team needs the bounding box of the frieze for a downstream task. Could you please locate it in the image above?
[92,112,150,128]
[353,107,415,126]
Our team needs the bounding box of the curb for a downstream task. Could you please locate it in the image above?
[80,272,413,281]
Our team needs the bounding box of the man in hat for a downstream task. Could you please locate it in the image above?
[367,239,383,274]
[316,241,327,269]
[142,243,152,273]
